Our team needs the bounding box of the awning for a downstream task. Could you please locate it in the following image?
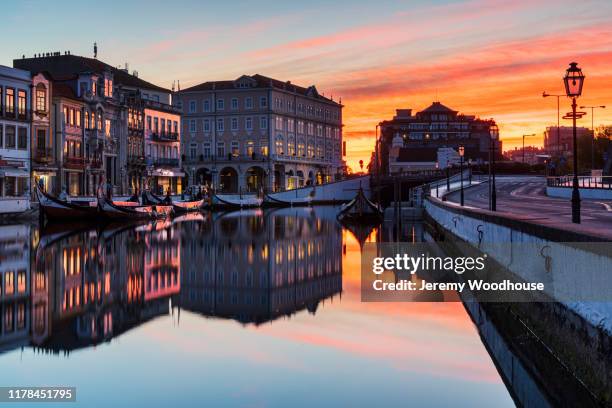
[0,168,29,178]
[148,169,185,177]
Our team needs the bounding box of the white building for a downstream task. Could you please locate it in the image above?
[437,147,460,169]
[0,66,31,215]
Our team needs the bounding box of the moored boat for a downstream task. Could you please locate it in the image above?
[97,195,173,220]
[337,188,383,224]
[36,186,98,220]
[212,193,263,209]
[144,191,205,214]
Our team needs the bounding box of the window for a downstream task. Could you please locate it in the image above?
[217,99,224,110]
[203,99,210,112]
[231,141,239,157]
[288,138,296,156]
[36,85,46,112]
[297,121,304,134]
[173,121,178,132]
[76,110,81,127]
[246,140,254,156]
[245,117,252,130]
[217,142,225,157]
[260,117,267,129]
[5,88,14,114]
[161,119,166,134]
[203,142,211,158]
[231,117,238,131]
[18,127,27,150]
[189,100,196,113]
[307,143,314,158]
[17,271,26,293]
[146,116,152,130]
[5,125,15,148]
[275,117,283,131]
[297,140,305,157]
[70,109,75,126]
[105,119,111,137]
[0,125,2,148]
[189,143,197,159]
[216,118,224,132]
[203,119,210,132]
[260,140,268,156]
[5,272,14,295]
[245,97,253,109]
[189,119,196,133]
[260,96,267,108]
[154,117,159,133]
[231,98,238,110]
[275,137,284,155]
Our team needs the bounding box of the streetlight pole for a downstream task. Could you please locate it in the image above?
[522,134,536,164]
[543,92,563,158]
[563,62,586,224]
[489,124,499,211]
[579,105,606,170]
[459,145,465,206]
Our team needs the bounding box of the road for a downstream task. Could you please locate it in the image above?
[445,176,612,239]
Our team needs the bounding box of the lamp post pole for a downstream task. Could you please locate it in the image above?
[459,145,465,206]
[579,105,606,171]
[522,134,536,164]
[543,92,563,158]
[489,124,499,211]
[571,97,581,223]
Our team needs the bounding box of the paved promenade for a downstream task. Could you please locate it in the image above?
[444,176,612,240]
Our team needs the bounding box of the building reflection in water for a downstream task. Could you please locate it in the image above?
[0,207,343,354]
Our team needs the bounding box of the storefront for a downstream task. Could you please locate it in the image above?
[149,168,184,195]
[0,165,31,214]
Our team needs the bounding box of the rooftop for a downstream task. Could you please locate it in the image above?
[180,74,340,105]
[13,54,169,93]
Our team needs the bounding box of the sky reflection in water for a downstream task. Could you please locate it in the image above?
[0,207,513,407]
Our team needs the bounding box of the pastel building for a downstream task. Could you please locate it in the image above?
[177,74,343,193]
[0,65,31,214]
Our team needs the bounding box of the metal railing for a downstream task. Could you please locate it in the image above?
[33,147,54,164]
[547,175,612,189]
[150,132,179,142]
[64,157,85,169]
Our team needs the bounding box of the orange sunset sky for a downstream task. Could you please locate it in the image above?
[3,0,612,171]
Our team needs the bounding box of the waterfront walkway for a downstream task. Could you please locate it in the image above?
[443,176,612,240]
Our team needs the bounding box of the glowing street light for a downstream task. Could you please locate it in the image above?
[563,62,586,224]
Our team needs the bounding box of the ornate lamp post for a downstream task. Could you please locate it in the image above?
[489,124,499,211]
[459,145,465,206]
[563,62,586,224]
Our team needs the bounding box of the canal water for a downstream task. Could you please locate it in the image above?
[0,207,516,407]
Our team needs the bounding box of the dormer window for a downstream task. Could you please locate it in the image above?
[35,84,47,113]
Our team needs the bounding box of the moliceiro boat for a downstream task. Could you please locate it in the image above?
[36,186,98,220]
[337,188,383,224]
[212,193,263,209]
[97,195,173,220]
[143,191,206,214]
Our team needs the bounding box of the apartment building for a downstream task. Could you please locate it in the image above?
[177,74,343,193]
[0,65,31,214]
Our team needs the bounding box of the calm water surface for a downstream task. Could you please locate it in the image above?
[0,207,514,407]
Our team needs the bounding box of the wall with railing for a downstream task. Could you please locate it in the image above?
[547,176,612,200]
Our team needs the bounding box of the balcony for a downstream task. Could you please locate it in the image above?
[0,109,31,122]
[32,147,55,165]
[89,156,103,169]
[149,158,179,167]
[144,100,182,114]
[150,132,179,142]
[64,157,85,169]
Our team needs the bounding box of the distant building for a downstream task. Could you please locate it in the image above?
[376,102,501,175]
[177,74,343,193]
[31,72,55,193]
[0,65,31,214]
[544,126,591,157]
[506,146,548,165]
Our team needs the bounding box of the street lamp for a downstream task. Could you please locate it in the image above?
[542,91,563,157]
[489,124,499,211]
[522,134,536,164]
[459,145,465,206]
[563,61,586,224]
[579,105,606,170]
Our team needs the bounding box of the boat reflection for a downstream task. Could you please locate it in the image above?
[0,207,342,354]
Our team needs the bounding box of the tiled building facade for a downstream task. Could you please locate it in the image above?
[178,74,343,193]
